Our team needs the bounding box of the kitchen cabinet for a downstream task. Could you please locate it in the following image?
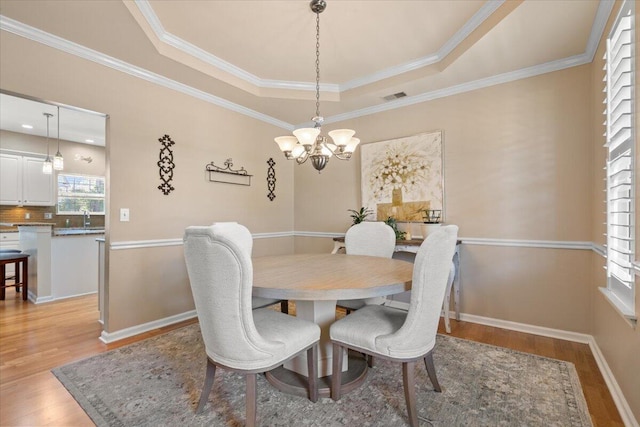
[52,234,99,299]
[0,232,20,278]
[0,153,55,206]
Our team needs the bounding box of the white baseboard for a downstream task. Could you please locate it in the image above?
[588,337,640,427]
[28,291,97,304]
[99,310,197,344]
[458,312,593,344]
[29,290,54,304]
[376,303,637,427]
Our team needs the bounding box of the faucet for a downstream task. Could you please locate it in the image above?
[83,210,91,228]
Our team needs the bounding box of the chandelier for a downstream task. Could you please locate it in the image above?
[274,0,360,173]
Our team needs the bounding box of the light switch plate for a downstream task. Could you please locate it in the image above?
[44,213,53,219]
[120,208,130,222]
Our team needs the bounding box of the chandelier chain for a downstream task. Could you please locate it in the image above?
[315,10,321,120]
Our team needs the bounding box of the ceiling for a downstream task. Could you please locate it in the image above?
[0,0,611,134]
[0,93,106,146]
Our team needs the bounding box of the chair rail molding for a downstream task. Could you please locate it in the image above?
[109,232,601,253]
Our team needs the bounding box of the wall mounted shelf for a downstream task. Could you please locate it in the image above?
[205,158,252,186]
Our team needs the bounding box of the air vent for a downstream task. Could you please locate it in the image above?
[382,92,407,102]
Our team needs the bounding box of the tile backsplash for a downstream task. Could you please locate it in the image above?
[0,206,105,230]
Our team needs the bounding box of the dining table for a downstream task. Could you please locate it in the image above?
[252,253,414,397]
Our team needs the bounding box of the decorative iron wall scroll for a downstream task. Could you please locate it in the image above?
[157,134,175,195]
[360,131,444,221]
[205,158,252,186]
[267,158,276,201]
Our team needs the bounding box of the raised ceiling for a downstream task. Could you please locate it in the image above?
[0,0,611,130]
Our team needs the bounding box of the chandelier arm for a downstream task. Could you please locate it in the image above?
[333,153,353,161]
[295,151,310,165]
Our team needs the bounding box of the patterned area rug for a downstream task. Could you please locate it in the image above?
[52,324,592,426]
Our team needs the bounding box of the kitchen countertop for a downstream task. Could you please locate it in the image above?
[53,228,105,236]
[0,222,55,227]
[0,224,104,236]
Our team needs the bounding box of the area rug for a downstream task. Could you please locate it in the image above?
[52,324,592,426]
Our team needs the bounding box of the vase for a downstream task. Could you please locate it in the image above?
[391,188,403,207]
[420,223,441,239]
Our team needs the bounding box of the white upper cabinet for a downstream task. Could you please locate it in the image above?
[0,153,55,206]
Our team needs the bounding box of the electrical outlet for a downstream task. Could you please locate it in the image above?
[44,213,53,219]
[24,213,30,219]
[120,208,130,222]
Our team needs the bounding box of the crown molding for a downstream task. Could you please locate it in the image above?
[0,0,614,129]
[0,15,293,131]
[339,0,505,91]
[131,0,504,94]
[324,53,591,124]
[132,0,339,93]
[585,0,615,63]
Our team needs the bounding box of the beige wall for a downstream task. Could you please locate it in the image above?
[0,31,295,332]
[295,66,594,333]
[587,2,640,423]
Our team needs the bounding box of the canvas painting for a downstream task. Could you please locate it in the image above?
[360,131,443,222]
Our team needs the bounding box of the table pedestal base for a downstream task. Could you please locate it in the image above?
[265,351,368,398]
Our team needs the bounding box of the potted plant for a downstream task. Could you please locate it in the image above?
[383,216,406,240]
[347,207,373,226]
[417,209,442,238]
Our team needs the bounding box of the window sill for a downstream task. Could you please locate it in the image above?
[599,287,637,329]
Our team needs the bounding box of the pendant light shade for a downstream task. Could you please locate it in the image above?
[42,113,53,175]
[53,106,64,170]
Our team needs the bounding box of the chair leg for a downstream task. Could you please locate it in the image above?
[196,359,216,413]
[280,300,289,314]
[403,361,419,427]
[0,265,6,300]
[423,351,441,392]
[331,343,343,401]
[14,262,20,293]
[245,373,257,427]
[307,344,318,402]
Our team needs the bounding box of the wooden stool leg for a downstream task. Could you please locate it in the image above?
[0,264,6,300]
[21,258,28,301]
[14,261,21,293]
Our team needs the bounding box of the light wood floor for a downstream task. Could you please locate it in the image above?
[0,290,623,426]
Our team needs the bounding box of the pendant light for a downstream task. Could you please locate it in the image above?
[274,0,360,173]
[42,113,53,175]
[53,106,64,171]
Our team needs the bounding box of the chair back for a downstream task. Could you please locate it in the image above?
[345,221,396,258]
[376,225,459,358]
[183,223,284,369]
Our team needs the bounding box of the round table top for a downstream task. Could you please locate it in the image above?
[252,253,413,301]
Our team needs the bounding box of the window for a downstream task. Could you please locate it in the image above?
[57,173,105,215]
[603,0,636,322]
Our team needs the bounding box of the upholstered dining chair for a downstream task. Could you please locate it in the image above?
[330,225,459,427]
[210,222,289,314]
[336,221,396,313]
[183,223,320,426]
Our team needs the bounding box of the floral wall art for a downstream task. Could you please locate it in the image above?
[360,131,443,222]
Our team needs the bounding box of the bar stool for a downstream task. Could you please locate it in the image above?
[0,251,29,301]
[0,249,22,292]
